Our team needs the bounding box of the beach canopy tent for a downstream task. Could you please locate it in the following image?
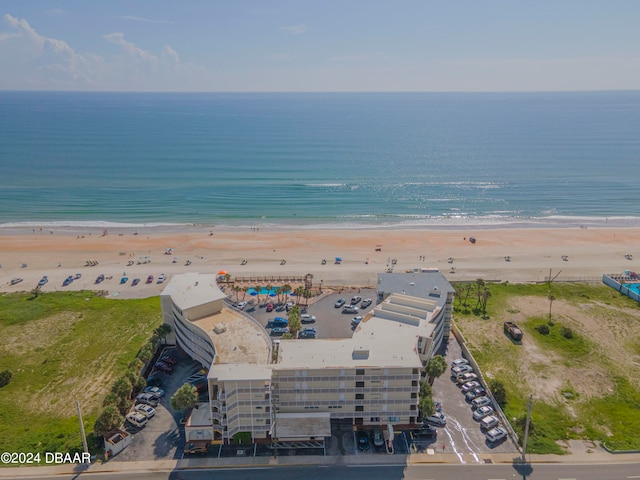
[335,257,342,262]
[217,270,228,275]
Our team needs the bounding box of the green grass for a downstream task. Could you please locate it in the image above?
[454,282,640,453]
[0,291,161,455]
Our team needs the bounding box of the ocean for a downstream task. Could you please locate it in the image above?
[1,91,639,229]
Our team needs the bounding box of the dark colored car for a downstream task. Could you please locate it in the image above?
[146,275,154,284]
[266,303,274,312]
[412,425,438,438]
[63,276,74,286]
[155,362,173,374]
[131,278,140,286]
[298,328,316,339]
[357,430,370,451]
[160,354,177,365]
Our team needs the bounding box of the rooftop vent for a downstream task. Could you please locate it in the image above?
[352,348,370,360]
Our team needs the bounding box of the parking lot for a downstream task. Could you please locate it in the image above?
[246,287,378,340]
[430,338,519,456]
[112,347,205,462]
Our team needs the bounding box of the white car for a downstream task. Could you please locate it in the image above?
[451,364,474,376]
[461,380,481,393]
[471,396,492,409]
[157,273,166,284]
[144,386,165,398]
[136,393,159,407]
[237,301,248,310]
[451,358,469,368]
[351,316,363,326]
[486,426,508,443]
[126,412,148,428]
[135,403,156,418]
[480,415,500,430]
[456,373,478,385]
[472,405,494,421]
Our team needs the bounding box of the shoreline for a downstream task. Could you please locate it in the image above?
[1,224,637,295]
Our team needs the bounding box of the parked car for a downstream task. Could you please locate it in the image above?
[270,327,289,336]
[135,403,156,418]
[146,275,154,284]
[465,387,486,402]
[10,278,23,285]
[300,314,316,323]
[95,274,105,284]
[131,278,140,286]
[473,405,494,421]
[266,303,274,312]
[480,415,500,430]
[372,429,384,447]
[485,426,508,444]
[451,364,474,376]
[424,412,446,427]
[342,305,359,314]
[412,425,438,438]
[136,393,159,407]
[360,298,373,309]
[350,296,362,305]
[451,358,470,368]
[334,298,346,308]
[298,328,316,339]
[144,386,165,397]
[461,381,482,393]
[155,362,173,374]
[357,430,370,451]
[119,276,128,285]
[237,301,248,310]
[63,276,74,286]
[160,355,177,365]
[285,302,294,311]
[456,373,478,385]
[266,317,288,328]
[471,396,492,409]
[157,273,166,284]
[38,276,48,286]
[351,316,363,327]
[126,412,148,428]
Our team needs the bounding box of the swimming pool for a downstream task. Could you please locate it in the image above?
[624,283,640,295]
[247,287,290,296]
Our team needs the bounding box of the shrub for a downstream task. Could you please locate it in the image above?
[94,406,123,437]
[489,379,507,407]
[560,326,573,339]
[536,324,550,335]
[0,369,13,387]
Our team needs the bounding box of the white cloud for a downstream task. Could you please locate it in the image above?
[279,24,307,34]
[118,15,174,24]
[0,14,211,90]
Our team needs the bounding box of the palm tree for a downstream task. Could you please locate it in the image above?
[254,285,262,305]
[303,288,312,307]
[281,284,292,304]
[170,383,198,422]
[425,355,447,385]
[223,273,231,284]
[294,286,305,305]
[274,286,282,304]
[548,294,556,321]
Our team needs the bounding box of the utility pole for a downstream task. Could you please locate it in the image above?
[521,394,533,462]
[76,401,89,456]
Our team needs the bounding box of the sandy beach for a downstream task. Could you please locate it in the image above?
[0,225,636,297]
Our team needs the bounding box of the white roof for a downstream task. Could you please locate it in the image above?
[208,363,273,382]
[161,273,227,311]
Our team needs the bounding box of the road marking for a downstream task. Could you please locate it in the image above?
[557,478,577,480]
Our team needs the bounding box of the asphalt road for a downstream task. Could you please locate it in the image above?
[18,463,640,480]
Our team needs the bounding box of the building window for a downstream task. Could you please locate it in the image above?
[355,381,365,388]
[355,393,364,400]
[370,417,380,422]
[355,406,364,412]
[356,369,365,376]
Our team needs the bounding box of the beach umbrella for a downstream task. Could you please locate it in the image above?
[335,257,342,262]
[217,270,228,275]
[250,290,258,296]
[269,292,277,297]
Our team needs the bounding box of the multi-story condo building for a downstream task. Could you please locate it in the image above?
[162,270,454,445]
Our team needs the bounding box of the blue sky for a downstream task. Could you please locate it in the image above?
[1,0,639,91]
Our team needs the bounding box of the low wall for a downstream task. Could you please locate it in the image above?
[450,322,521,449]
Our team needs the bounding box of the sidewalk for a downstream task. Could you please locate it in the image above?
[2,446,640,479]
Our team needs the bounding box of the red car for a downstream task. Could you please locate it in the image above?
[266,303,274,312]
[146,275,154,284]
